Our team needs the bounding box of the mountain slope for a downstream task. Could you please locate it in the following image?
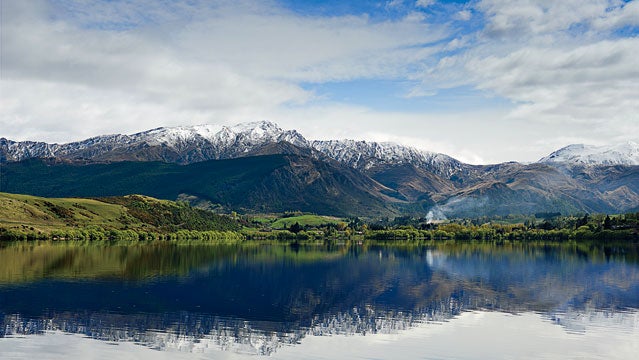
[428,162,639,218]
[0,155,400,217]
[366,164,456,202]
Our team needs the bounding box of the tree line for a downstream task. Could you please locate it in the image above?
[0,226,244,242]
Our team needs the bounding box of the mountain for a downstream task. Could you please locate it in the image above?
[0,154,400,217]
[539,141,639,166]
[2,121,639,217]
[431,162,639,218]
[0,121,309,164]
[3,121,638,171]
[1,121,467,177]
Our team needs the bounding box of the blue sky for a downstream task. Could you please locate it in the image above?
[1,0,638,163]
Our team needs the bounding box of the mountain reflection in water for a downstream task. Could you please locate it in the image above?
[0,242,638,357]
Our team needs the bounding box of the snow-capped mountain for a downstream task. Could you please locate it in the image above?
[127,121,309,159]
[311,139,464,178]
[0,121,309,164]
[539,141,639,166]
[1,121,462,176]
[0,138,60,161]
[3,121,639,217]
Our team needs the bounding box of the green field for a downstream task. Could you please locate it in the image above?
[270,214,343,229]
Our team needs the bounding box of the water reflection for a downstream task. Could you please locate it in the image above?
[0,242,638,357]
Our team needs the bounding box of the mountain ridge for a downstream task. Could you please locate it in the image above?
[2,121,639,218]
[3,121,638,168]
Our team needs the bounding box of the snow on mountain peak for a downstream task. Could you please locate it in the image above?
[539,141,639,166]
[137,125,221,147]
[3,120,449,168]
[228,120,281,136]
[217,120,309,148]
[128,121,308,150]
[310,139,461,176]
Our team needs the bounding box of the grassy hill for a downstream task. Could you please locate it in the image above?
[0,192,240,238]
[0,192,135,232]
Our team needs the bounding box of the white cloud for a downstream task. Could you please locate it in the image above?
[467,38,639,122]
[478,0,607,38]
[464,1,639,132]
[1,0,446,142]
[387,0,405,9]
[1,0,637,164]
[415,0,435,9]
[591,1,639,30]
[455,10,472,21]
[3,1,444,85]
[409,0,639,159]
[267,104,514,164]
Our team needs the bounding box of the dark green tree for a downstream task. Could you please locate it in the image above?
[289,222,303,234]
[603,215,612,230]
[575,214,589,229]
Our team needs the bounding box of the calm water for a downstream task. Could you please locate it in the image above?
[0,241,638,359]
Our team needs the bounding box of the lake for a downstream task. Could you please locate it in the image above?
[0,241,638,359]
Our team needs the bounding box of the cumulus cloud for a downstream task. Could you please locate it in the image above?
[411,0,639,149]
[1,0,637,163]
[467,1,639,129]
[1,0,446,142]
[467,38,639,120]
[477,0,616,38]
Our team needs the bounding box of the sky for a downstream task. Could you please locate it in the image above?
[1,0,638,164]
